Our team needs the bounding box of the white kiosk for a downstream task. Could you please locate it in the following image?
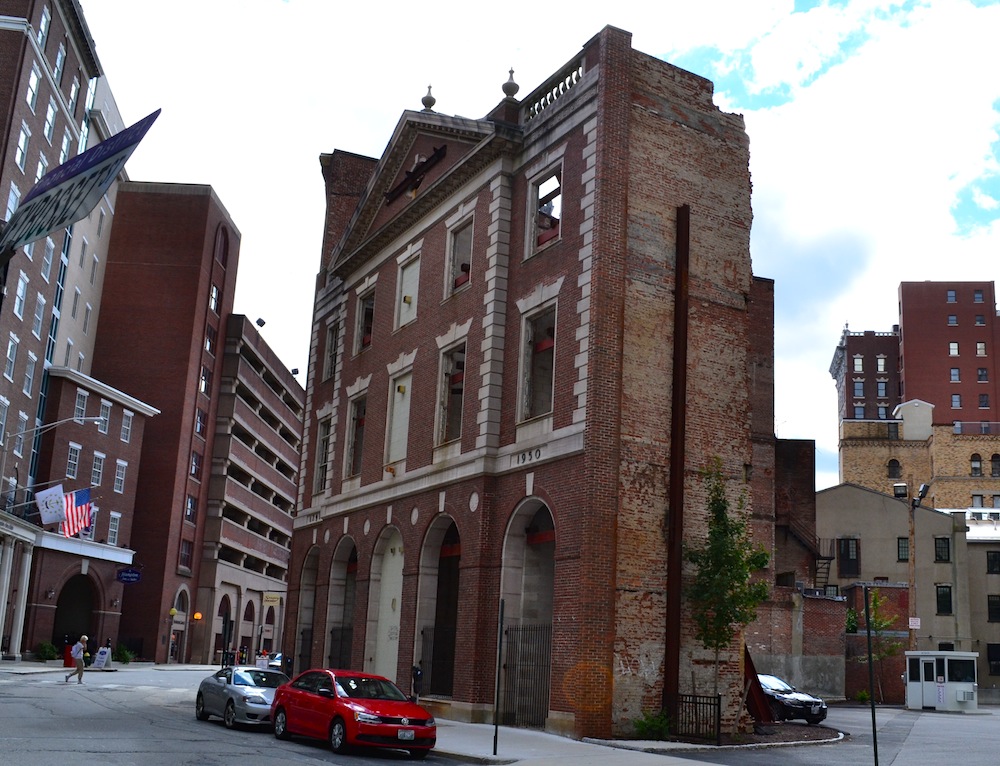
[905,651,978,712]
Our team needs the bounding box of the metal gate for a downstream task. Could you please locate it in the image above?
[501,624,551,728]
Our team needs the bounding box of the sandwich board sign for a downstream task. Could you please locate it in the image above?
[0,108,160,266]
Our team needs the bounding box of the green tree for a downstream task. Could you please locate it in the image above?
[854,588,902,703]
[684,457,770,699]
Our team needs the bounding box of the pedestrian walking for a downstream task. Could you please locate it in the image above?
[65,634,87,684]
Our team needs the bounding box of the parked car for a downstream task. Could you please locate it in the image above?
[758,673,828,724]
[196,665,290,728]
[271,668,436,759]
[267,652,283,669]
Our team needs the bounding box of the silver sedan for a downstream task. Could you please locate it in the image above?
[195,666,290,728]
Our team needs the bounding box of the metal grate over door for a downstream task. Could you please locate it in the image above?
[501,624,551,728]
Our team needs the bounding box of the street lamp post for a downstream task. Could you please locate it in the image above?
[897,482,930,651]
[166,607,177,664]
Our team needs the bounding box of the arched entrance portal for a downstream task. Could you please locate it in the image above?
[296,547,319,674]
[326,539,357,669]
[415,517,460,697]
[53,575,95,647]
[499,501,555,727]
[365,527,404,680]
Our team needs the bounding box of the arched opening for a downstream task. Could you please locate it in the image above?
[215,595,233,664]
[499,501,555,727]
[326,538,357,669]
[296,547,320,675]
[52,574,95,648]
[365,527,404,681]
[415,517,460,697]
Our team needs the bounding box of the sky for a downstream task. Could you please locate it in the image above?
[77,0,1000,491]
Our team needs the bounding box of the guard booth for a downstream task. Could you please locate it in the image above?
[905,651,978,712]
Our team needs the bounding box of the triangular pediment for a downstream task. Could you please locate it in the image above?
[331,110,521,276]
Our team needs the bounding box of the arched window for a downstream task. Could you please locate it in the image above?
[991,454,1000,477]
[972,454,983,477]
[887,459,901,479]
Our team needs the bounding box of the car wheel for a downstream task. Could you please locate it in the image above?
[408,749,430,760]
[224,700,237,729]
[329,717,348,753]
[273,708,290,740]
[195,693,210,721]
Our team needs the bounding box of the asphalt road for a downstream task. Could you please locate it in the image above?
[0,666,460,766]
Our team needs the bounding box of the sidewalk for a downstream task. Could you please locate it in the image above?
[0,659,826,765]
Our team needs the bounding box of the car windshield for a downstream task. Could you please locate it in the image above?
[336,676,408,701]
[233,670,289,688]
[759,675,794,692]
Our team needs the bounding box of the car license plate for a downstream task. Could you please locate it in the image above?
[811,705,820,713]
[398,729,415,741]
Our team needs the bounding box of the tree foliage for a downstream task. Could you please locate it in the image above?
[854,588,902,703]
[684,457,770,691]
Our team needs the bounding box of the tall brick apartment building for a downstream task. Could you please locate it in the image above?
[282,27,813,737]
[92,183,303,663]
[832,281,1000,507]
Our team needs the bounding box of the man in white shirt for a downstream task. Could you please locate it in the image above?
[65,635,87,684]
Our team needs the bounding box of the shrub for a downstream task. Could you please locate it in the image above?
[34,641,58,661]
[112,644,134,664]
[855,688,870,703]
[633,708,672,740]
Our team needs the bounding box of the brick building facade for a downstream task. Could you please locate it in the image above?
[284,27,790,738]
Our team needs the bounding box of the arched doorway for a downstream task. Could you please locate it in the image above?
[52,574,95,648]
[415,517,460,697]
[326,539,357,669]
[296,547,319,674]
[499,501,555,727]
[365,527,404,680]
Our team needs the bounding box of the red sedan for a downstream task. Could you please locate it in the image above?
[271,668,436,759]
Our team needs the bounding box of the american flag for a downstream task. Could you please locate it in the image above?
[61,488,92,538]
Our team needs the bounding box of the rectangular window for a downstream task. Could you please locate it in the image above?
[74,389,88,421]
[204,323,217,354]
[89,254,98,285]
[32,294,45,338]
[947,289,957,302]
[988,551,1000,574]
[450,220,473,291]
[950,342,959,356]
[35,155,47,183]
[199,366,212,394]
[979,368,989,382]
[853,381,864,397]
[936,585,953,615]
[194,408,207,437]
[977,314,986,326]
[6,183,21,220]
[59,130,70,163]
[989,595,1000,622]
[356,291,375,352]
[43,98,56,141]
[91,452,105,487]
[396,257,419,327]
[897,537,909,562]
[981,394,990,409]
[989,644,1000,676]
[15,126,29,171]
[877,381,887,397]
[71,288,80,318]
[323,323,339,381]
[42,238,54,280]
[952,394,962,408]
[386,373,412,465]
[951,368,960,382]
[37,7,50,46]
[853,357,863,372]
[838,538,860,578]
[209,284,220,313]
[26,66,40,111]
[4,334,17,380]
[66,443,80,479]
[854,405,865,418]
[347,397,366,477]
[877,406,887,419]
[521,307,556,420]
[935,537,951,562]
[114,461,127,493]
[532,170,562,250]
[108,512,121,547]
[973,494,985,508]
[440,344,466,444]
[314,418,331,493]
[975,289,985,303]
[13,274,28,318]
[185,495,197,522]
[13,414,27,456]
[179,539,193,570]
[53,43,65,83]
[877,357,887,372]
[99,400,111,433]
[190,451,202,479]
[120,411,133,443]
[978,341,987,356]
[0,400,7,441]
[22,353,35,396]
[948,314,958,326]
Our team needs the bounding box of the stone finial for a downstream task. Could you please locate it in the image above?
[422,86,436,112]
[502,68,519,99]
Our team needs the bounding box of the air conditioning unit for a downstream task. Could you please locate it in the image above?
[957,690,975,702]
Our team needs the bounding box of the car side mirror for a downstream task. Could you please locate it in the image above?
[317,687,334,698]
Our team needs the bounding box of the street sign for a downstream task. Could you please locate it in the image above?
[116,567,141,583]
[0,109,160,263]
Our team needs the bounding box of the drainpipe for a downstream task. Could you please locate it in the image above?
[663,205,690,720]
